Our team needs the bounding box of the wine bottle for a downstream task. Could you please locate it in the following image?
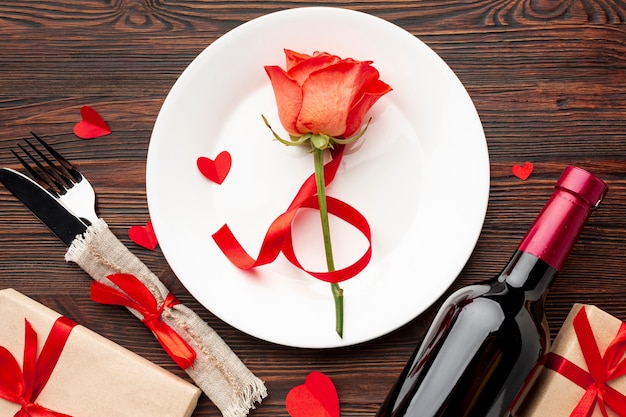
[375,166,607,417]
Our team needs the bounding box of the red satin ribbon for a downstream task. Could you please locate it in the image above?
[90,273,196,369]
[0,317,77,417]
[542,306,626,417]
[212,145,372,283]
[281,196,372,283]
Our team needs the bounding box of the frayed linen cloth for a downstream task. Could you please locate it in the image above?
[65,219,266,417]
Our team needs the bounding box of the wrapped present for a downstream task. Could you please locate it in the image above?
[510,303,626,417]
[0,288,201,417]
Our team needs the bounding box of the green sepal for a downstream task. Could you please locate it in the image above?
[262,115,371,152]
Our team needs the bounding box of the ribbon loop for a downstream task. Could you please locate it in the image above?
[282,196,372,283]
[0,318,76,417]
[543,306,626,417]
[212,145,373,283]
[90,273,196,369]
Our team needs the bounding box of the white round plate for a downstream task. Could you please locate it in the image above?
[146,7,489,348]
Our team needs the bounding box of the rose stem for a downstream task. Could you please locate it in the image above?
[313,147,343,338]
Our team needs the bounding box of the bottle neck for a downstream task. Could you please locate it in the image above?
[518,187,598,272]
[503,184,601,291]
[501,250,555,292]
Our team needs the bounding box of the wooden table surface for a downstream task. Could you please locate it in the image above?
[1,1,625,416]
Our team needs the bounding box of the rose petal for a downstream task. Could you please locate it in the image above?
[284,49,313,70]
[344,79,392,137]
[287,53,342,86]
[297,62,380,137]
[265,65,303,137]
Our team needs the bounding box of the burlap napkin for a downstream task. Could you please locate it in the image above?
[65,219,266,417]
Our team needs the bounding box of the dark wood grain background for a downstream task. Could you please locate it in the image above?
[1,1,625,416]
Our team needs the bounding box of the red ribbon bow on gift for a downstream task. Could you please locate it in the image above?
[212,145,372,283]
[543,306,626,417]
[90,273,196,369]
[0,316,77,417]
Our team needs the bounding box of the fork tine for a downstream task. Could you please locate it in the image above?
[10,133,99,225]
[10,147,61,197]
[14,142,68,196]
[23,138,74,187]
[30,132,82,182]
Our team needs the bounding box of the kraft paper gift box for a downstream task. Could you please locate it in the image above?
[510,303,626,417]
[0,288,201,417]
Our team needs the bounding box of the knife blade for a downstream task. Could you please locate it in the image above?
[0,167,88,245]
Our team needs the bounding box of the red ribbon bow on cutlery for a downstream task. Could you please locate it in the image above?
[90,273,196,369]
[0,317,77,417]
[543,306,626,417]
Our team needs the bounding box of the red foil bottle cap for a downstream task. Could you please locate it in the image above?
[519,166,607,271]
[556,166,608,208]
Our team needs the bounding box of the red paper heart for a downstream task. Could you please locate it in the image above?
[73,106,112,139]
[128,221,158,250]
[286,372,339,417]
[197,151,232,185]
[512,162,533,180]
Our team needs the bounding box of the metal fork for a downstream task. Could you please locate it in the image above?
[11,132,98,225]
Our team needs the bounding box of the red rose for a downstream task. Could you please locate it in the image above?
[265,49,392,138]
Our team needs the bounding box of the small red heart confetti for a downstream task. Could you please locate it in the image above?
[286,372,339,417]
[128,221,158,250]
[197,151,232,185]
[512,162,534,180]
[73,105,112,139]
